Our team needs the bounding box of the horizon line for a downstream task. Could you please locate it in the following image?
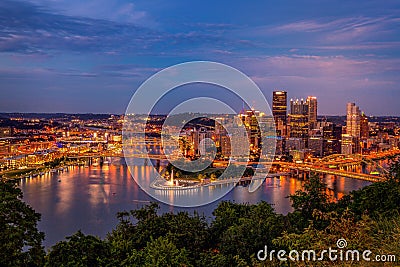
[1,112,400,117]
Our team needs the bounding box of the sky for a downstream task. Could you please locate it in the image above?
[1,0,400,115]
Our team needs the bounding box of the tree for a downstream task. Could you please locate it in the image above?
[163,211,209,262]
[273,211,400,265]
[0,179,45,266]
[341,159,400,219]
[107,203,209,265]
[45,231,111,266]
[345,179,400,219]
[106,211,137,265]
[142,236,192,267]
[197,252,248,267]
[289,173,331,229]
[387,156,400,183]
[210,201,251,246]
[218,202,284,265]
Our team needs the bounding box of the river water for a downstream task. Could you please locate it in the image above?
[19,158,371,248]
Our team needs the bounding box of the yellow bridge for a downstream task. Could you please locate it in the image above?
[65,149,400,183]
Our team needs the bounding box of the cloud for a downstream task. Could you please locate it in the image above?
[0,0,159,55]
[269,17,387,34]
[0,0,248,57]
[241,16,400,53]
[272,20,341,32]
[311,42,400,51]
[26,0,154,26]
[211,49,234,55]
[95,64,162,78]
[240,54,400,81]
[0,66,99,78]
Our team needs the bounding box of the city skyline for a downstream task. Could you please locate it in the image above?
[0,93,374,117]
[1,0,400,115]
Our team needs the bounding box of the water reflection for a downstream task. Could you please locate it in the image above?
[20,160,370,248]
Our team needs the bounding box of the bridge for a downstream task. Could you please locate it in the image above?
[310,149,400,177]
[273,162,385,183]
[68,152,384,182]
[64,149,400,183]
[66,152,168,160]
[319,149,400,166]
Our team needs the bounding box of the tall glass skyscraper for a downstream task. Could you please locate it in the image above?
[272,91,287,125]
[346,102,361,138]
[343,102,361,154]
[306,96,317,130]
[288,98,309,139]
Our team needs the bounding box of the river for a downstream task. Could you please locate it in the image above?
[20,158,371,248]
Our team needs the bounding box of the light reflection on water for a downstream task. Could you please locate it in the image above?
[20,158,370,248]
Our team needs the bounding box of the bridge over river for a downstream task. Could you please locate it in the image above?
[65,148,400,183]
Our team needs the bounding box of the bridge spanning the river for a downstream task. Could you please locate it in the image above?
[272,162,385,183]
[65,148,400,183]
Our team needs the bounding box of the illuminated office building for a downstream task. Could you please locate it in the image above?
[343,102,365,154]
[346,102,361,138]
[238,109,275,158]
[272,91,287,124]
[240,109,261,151]
[272,91,287,136]
[322,123,341,156]
[341,134,353,155]
[360,112,369,140]
[288,98,309,140]
[308,136,323,157]
[306,96,317,130]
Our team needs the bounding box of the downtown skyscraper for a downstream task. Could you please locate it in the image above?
[360,112,369,140]
[307,96,317,130]
[346,102,361,138]
[342,102,362,154]
[272,90,287,137]
[288,98,309,139]
[272,91,287,124]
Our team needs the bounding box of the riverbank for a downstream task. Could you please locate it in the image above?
[160,162,255,181]
[0,157,86,180]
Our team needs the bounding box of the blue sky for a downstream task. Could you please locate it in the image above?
[1,0,400,115]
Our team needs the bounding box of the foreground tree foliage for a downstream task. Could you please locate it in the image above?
[289,174,333,231]
[213,201,285,266]
[339,158,400,220]
[272,211,400,267]
[2,159,400,266]
[105,202,210,265]
[45,231,112,267]
[0,179,45,267]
